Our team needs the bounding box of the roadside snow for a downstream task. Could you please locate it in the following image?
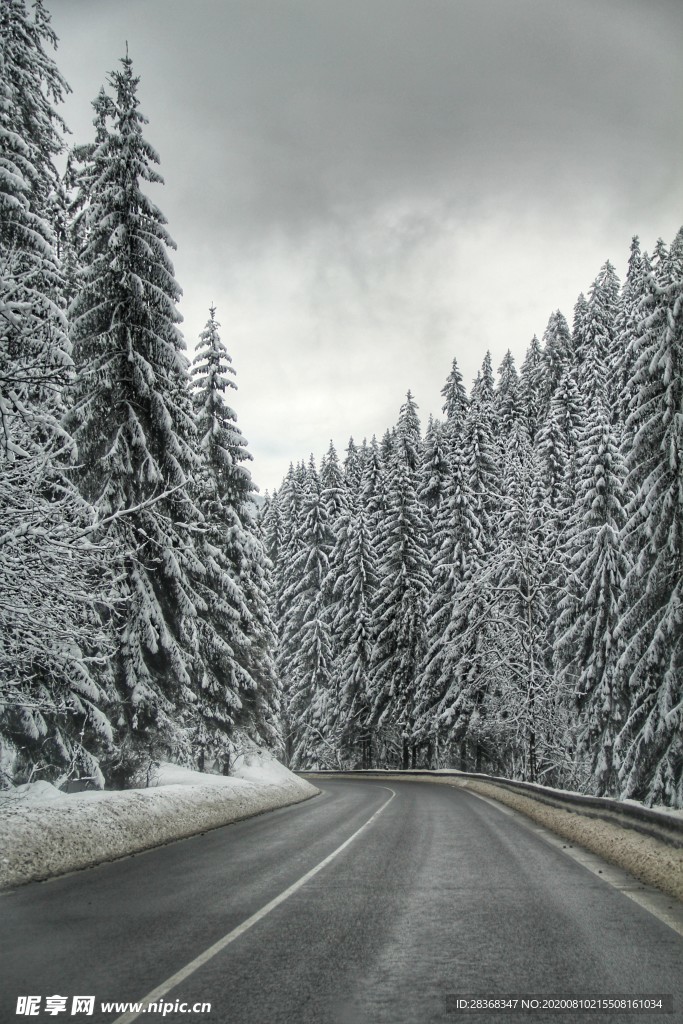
[0,748,319,889]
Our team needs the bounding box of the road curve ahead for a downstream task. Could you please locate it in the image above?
[1,779,681,1024]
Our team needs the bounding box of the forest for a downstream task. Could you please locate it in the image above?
[1,1,681,807]
[264,235,683,808]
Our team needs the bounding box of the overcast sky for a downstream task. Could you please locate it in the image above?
[50,0,683,493]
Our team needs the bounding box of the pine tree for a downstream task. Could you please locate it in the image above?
[68,55,205,784]
[440,355,468,441]
[371,394,430,767]
[284,461,336,767]
[463,366,500,547]
[414,442,484,766]
[572,292,590,366]
[191,306,280,767]
[494,349,523,439]
[418,416,450,511]
[488,423,563,782]
[0,0,69,218]
[617,237,651,428]
[554,400,629,796]
[542,311,574,405]
[330,487,379,767]
[537,366,584,515]
[581,261,621,407]
[615,236,683,806]
[0,0,114,787]
[519,335,545,441]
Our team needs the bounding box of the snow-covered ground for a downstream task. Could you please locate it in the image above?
[0,748,319,889]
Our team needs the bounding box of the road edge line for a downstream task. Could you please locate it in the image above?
[110,786,396,1024]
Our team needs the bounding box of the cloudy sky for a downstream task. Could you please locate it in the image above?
[50,0,682,493]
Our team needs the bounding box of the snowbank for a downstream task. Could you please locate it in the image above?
[0,750,319,890]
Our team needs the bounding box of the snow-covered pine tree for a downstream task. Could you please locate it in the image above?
[0,0,114,788]
[191,306,280,767]
[343,436,363,496]
[482,421,562,782]
[463,359,500,547]
[494,349,523,439]
[554,396,629,797]
[0,0,69,219]
[581,262,621,409]
[418,416,450,512]
[320,440,347,523]
[572,292,590,367]
[330,484,380,767]
[615,233,683,806]
[284,459,336,767]
[542,311,574,407]
[617,237,651,429]
[413,440,484,768]
[360,435,389,531]
[68,55,206,785]
[537,366,584,515]
[440,355,469,442]
[519,335,545,441]
[269,464,307,762]
[370,393,430,768]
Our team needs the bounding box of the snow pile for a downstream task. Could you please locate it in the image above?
[0,749,319,889]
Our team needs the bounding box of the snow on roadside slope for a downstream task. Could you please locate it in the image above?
[0,748,319,890]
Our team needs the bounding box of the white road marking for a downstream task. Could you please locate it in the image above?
[111,786,396,1024]
[464,788,683,938]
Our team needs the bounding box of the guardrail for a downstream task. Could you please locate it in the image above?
[299,769,683,850]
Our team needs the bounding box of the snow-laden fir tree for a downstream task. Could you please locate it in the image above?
[617,237,651,429]
[615,234,683,806]
[413,441,484,768]
[330,484,380,767]
[68,55,206,784]
[191,306,281,766]
[370,393,430,768]
[418,416,450,512]
[494,349,523,439]
[0,0,114,787]
[554,396,629,796]
[541,311,574,407]
[463,359,500,547]
[519,334,545,441]
[440,355,469,441]
[484,421,560,782]
[283,460,336,767]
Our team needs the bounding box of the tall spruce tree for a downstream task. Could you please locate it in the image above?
[68,55,205,784]
[554,399,629,796]
[284,460,336,767]
[0,0,114,787]
[330,487,380,767]
[191,306,280,765]
[615,235,683,806]
[414,441,484,768]
[370,393,430,767]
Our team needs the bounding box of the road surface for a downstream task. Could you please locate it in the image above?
[1,778,681,1023]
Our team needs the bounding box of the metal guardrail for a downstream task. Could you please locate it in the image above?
[300,769,683,849]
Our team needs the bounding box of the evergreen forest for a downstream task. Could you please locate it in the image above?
[264,239,683,808]
[1,1,681,807]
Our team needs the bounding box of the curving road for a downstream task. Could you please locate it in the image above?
[1,778,681,1024]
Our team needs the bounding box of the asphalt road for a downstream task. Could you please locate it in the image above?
[1,779,681,1024]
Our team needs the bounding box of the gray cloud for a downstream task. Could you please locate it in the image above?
[51,0,683,490]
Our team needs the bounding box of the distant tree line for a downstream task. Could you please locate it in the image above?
[0,0,280,789]
[264,230,683,808]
